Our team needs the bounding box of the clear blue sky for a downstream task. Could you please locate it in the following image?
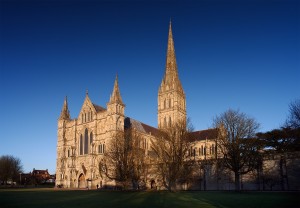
[0,0,299,174]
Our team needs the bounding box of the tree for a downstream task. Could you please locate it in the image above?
[213,109,261,191]
[256,127,300,190]
[99,128,146,190]
[0,155,23,184]
[150,120,194,192]
[286,99,300,129]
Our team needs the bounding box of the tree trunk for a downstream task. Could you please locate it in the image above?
[234,172,240,191]
[203,167,207,191]
[283,155,289,190]
[279,156,285,191]
[256,167,262,191]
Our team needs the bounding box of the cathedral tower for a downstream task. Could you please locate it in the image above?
[158,22,186,129]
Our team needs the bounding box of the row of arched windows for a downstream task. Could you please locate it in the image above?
[81,111,93,123]
[79,129,93,155]
[189,144,216,157]
[162,97,185,110]
[163,98,172,109]
[199,144,215,156]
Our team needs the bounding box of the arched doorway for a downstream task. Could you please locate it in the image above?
[151,180,156,189]
[78,174,86,188]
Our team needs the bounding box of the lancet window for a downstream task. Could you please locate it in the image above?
[79,129,93,155]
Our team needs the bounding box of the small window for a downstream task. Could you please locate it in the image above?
[100,144,102,153]
[98,144,106,154]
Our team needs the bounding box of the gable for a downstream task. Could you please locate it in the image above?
[78,95,97,121]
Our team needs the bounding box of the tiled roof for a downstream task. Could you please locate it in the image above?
[189,128,218,142]
[32,169,49,175]
[124,117,217,141]
[124,117,161,137]
[93,103,106,112]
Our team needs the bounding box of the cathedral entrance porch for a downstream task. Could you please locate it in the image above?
[78,174,86,189]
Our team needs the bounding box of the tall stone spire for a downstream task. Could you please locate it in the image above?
[161,21,183,93]
[165,21,178,77]
[158,21,186,129]
[59,96,71,120]
[109,74,124,105]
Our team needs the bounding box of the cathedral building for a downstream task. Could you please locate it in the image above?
[56,22,217,189]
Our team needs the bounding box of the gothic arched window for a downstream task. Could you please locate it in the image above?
[169,117,172,127]
[164,117,167,127]
[80,135,83,155]
[84,129,89,154]
[164,99,166,109]
[169,99,171,108]
[90,132,93,154]
[90,132,93,144]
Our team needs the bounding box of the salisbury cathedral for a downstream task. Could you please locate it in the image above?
[56,22,299,190]
[56,22,216,189]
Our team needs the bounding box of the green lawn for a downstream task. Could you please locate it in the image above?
[0,188,299,208]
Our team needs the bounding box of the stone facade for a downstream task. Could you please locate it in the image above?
[56,22,300,190]
[56,22,189,189]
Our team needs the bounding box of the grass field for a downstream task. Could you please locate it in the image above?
[0,188,299,208]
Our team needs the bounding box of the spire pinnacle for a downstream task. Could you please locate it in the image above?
[161,21,183,93]
[165,21,179,80]
[59,96,71,120]
[109,74,124,105]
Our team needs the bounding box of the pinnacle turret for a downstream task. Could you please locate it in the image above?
[109,74,124,105]
[59,96,71,120]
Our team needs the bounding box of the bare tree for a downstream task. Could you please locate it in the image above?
[150,120,194,192]
[286,99,300,129]
[0,155,23,184]
[213,109,260,191]
[99,128,146,190]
